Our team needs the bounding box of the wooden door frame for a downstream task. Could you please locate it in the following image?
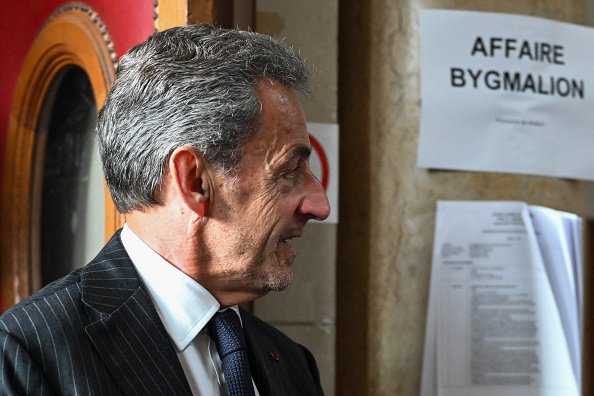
[1,4,118,311]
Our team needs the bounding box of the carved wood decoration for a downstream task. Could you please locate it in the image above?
[1,3,118,311]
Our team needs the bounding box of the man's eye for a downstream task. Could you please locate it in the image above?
[283,165,301,180]
[284,168,298,178]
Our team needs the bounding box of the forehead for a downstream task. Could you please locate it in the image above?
[244,81,310,160]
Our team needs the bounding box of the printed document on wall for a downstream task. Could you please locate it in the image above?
[418,10,594,181]
[421,201,582,396]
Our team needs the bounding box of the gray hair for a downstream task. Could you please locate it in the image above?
[96,23,310,213]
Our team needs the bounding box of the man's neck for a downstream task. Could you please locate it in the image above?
[126,208,264,308]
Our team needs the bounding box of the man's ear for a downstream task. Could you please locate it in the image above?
[168,146,211,217]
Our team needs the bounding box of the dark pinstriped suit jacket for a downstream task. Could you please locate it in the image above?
[0,231,324,395]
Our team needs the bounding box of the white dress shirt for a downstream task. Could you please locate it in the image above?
[121,224,260,395]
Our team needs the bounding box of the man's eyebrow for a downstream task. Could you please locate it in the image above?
[293,144,312,160]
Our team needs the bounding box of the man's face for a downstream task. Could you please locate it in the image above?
[203,80,330,302]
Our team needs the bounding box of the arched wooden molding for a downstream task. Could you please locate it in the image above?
[1,4,120,311]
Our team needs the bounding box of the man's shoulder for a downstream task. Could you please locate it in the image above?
[1,269,83,317]
[0,267,88,347]
[0,230,136,331]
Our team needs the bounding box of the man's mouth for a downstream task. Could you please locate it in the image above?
[280,236,295,248]
[280,230,302,245]
[279,231,302,256]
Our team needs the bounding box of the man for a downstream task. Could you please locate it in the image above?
[0,23,329,395]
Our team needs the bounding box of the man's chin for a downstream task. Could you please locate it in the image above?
[264,269,294,292]
[266,282,291,293]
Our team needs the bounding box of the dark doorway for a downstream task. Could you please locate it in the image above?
[33,65,105,286]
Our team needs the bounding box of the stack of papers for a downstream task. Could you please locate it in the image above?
[421,201,582,396]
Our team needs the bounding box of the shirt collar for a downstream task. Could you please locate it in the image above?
[121,224,221,351]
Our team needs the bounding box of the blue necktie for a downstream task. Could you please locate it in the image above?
[208,310,256,396]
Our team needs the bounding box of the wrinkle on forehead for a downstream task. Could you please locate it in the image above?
[245,81,309,171]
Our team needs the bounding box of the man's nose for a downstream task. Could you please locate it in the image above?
[298,171,331,221]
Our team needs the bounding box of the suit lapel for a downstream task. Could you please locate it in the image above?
[244,322,277,396]
[81,231,192,395]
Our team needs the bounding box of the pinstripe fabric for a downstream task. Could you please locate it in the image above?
[0,230,324,395]
[0,231,191,396]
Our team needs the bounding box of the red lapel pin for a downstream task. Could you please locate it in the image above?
[270,352,280,361]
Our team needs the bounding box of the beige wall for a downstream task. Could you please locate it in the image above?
[338,0,594,395]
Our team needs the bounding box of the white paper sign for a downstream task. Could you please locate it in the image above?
[418,10,594,181]
[421,201,581,396]
[308,122,339,224]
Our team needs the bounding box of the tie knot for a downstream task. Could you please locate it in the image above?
[207,310,247,359]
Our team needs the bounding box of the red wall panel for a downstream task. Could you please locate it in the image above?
[0,0,155,193]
